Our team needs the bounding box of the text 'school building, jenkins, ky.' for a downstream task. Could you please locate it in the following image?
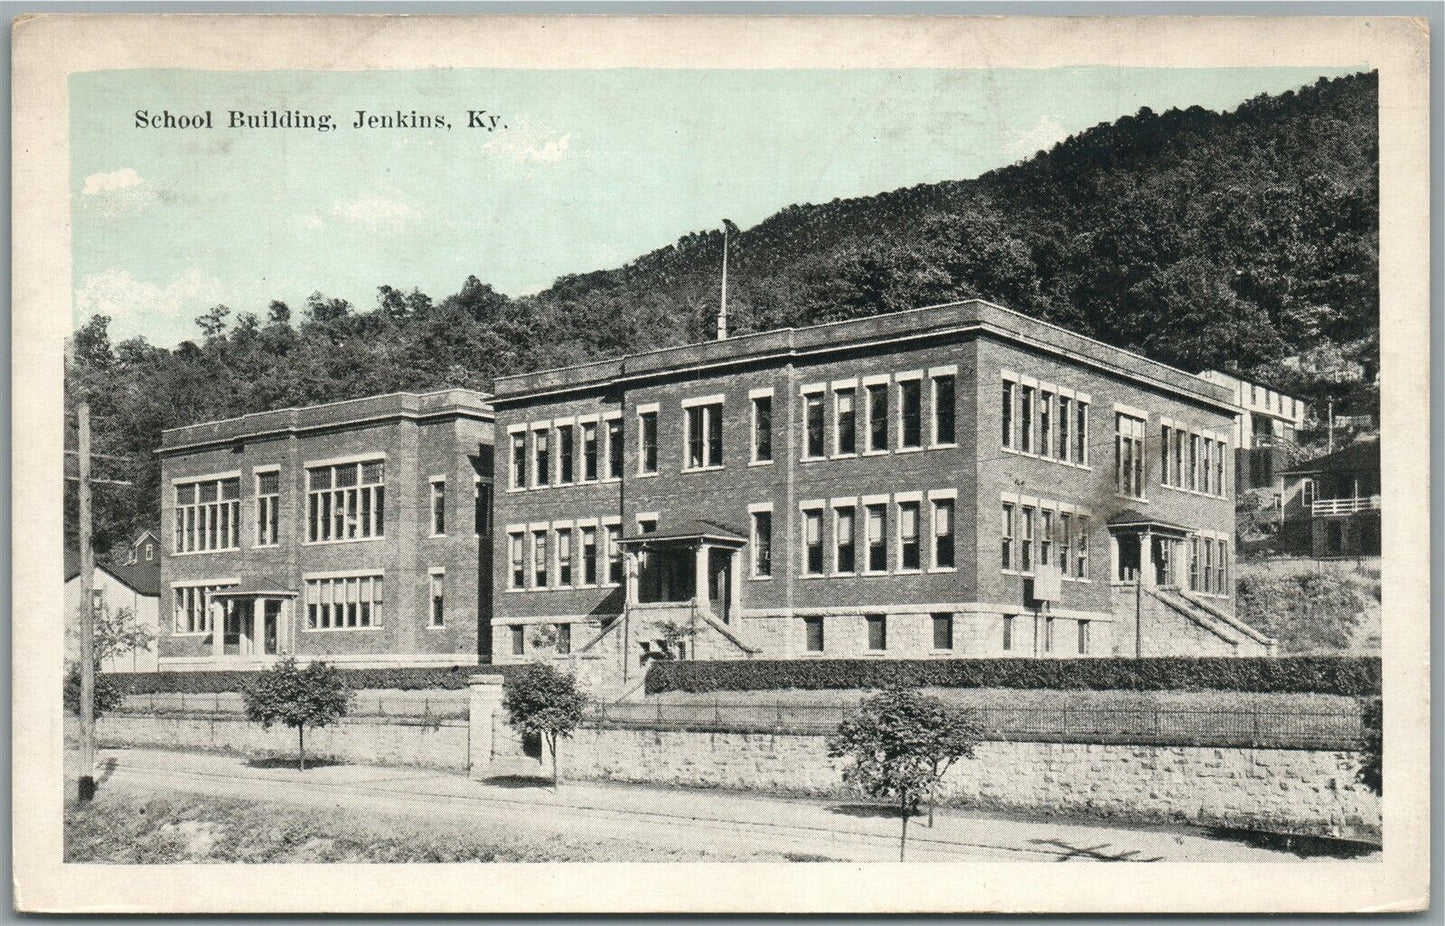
[490,299,1275,690]
[156,390,494,671]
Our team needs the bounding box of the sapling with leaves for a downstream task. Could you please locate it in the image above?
[502,663,588,789]
[242,658,353,770]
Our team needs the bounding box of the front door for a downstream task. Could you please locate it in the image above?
[223,601,244,656]
[707,549,732,622]
[1151,537,1171,586]
[263,600,281,655]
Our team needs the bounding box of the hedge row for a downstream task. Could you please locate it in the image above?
[106,664,528,695]
[644,656,1382,697]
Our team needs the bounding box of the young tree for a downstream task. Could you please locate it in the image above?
[501,663,588,789]
[91,603,155,670]
[828,684,983,860]
[242,658,352,770]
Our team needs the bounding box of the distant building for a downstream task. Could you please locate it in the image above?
[155,391,494,671]
[1197,371,1309,492]
[64,531,162,673]
[1276,438,1381,558]
[489,299,1273,690]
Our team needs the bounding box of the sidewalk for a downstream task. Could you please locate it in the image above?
[84,746,1378,863]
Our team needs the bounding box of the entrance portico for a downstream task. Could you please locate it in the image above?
[618,519,747,622]
[208,580,297,661]
[1108,510,1192,588]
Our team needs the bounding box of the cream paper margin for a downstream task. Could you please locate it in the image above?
[10,13,1430,914]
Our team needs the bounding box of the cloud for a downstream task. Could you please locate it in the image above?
[483,122,572,164]
[79,168,157,216]
[299,214,325,230]
[75,267,224,345]
[331,194,421,231]
[1001,116,1070,160]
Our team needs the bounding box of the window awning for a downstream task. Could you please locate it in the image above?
[1106,509,1193,537]
[619,518,748,549]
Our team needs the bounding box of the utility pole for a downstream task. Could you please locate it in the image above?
[76,401,97,802]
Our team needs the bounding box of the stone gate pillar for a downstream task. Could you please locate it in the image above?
[467,674,505,780]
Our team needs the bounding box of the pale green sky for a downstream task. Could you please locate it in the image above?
[71,66,1360,346]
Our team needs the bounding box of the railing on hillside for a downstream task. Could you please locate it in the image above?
[1312,495,1382,517]
[120,691,468,721]
[581,700,1365,750]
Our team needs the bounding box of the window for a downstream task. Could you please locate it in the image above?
[581,526,598,585]
[752,395,773,463]
[1044,616,1055,653]
[932,374,955,445]
[1058,513,1072,578]
[932,498,955,569]
[1160,425,1173,486]
[557,424,575,484]
[532,530,548,588]
[835,389,856,455]
[637,516,657,534]
[582,422,599,481]
[1038,391,1053,458]
[932,613,953,651]
[532,429,550,487]
[510,625,524,656]
[508,532,525,589]
[305,574,383,630]
[1019,386,1034,453]
[1001,503,1015,570]
[899,379,922,449]
[510,431,527,489]
[1188,537,1200,592]
[1002,381,1015,449]
[804,616,824,653]
[865,504,887,572]
[1057,396,1071,460]
[804,393,825,459]
[1216,539,1230,595]
[686,402,724,469]
[898,500,921,571]
[1214,440,1226,496]
[556,623,572,655]
[173,475,241,553]
[306,460,384,542]
[474,478,490,534]
[1188,433,1200,492]
[1301,478,1316,508]
[255,471,279,547]
[173,583,236,634]
[1075,401,1089,465]
[802,508,824,576]
[1040,509,1054,568]
[638,411,658,474]
[1020,506,1035,573]
[1203,538,1214,594]
[866,615,887,651]
[835,506,856,574]
[1002,615,1014,651]
[556,528,573,586]
[1075,515,1090,579]
[605,524,623,585]
[145,542,155,561]
[1077,619,1090,655]
[751,510,773,578]
[1173,428,1185,488]
[430,479,446,535]
[1114,413,1146,498]
[429,571,445,627]
[866,383,889,452]
[606,418,624,479]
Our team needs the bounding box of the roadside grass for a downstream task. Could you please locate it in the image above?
[649,687,1356,713]
[64,786,838,863]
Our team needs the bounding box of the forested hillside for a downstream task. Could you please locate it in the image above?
[66,72,1378,555]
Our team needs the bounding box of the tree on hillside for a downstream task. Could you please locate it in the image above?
[828,684,983,860]
[243,658,352,770]
[502,664,588,790]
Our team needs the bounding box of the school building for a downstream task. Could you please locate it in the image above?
[488,299,1275,689]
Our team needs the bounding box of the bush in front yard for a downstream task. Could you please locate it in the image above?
[645,655,1381,697]
[64,665,125,720]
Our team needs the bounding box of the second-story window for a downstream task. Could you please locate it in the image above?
[1020,505,1035,572]
[1115,412,1146,498]
[532,429,550,488]
[751,509,772,578]
[899,379,922,449]
[174,476,241,553]
[581,422,599,481]
[508,532,525,589]
[581,526,598,585]
[429,571,445,627]
[804,393,825,459]
[606,524,623,584]
[867,384,889,452]
[1002,381,1015,449]
[532,530,548,588]
[835,505,856,574]
[307,460,384,543]
[932,498,955,569]
[606,418,623,479]
[1001,503,1015,570]
[866,503,887,572]
[556,528,573,586]
[638,410,658,474]
[430,478,446,536]
[802,508,824,576]
[510,431,526,489]
[752,395,772,463]
[898,500,921,570]
[932,373,955,446]
[255,471,279,547]
[557,425,575,485]
[685,402,723,469]
[835,388,856,455]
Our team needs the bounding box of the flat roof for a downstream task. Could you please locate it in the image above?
[491,299,1234,410]
[160,389,494,456]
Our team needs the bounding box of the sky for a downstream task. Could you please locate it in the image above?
[70,66,1361,347]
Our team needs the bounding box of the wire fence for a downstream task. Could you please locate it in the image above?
[581,700,1365,750]
[120,691,469,721]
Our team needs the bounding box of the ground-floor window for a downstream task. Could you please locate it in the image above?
[428,570,445,627]
[305,574,383,630]
[510,625,524,656]
[556,623,572,655]
[804,616,824,652]
[866,615,887,651]
[1077,619,1090,655]
[1002,614,1014,651]
[931,613,953,651]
